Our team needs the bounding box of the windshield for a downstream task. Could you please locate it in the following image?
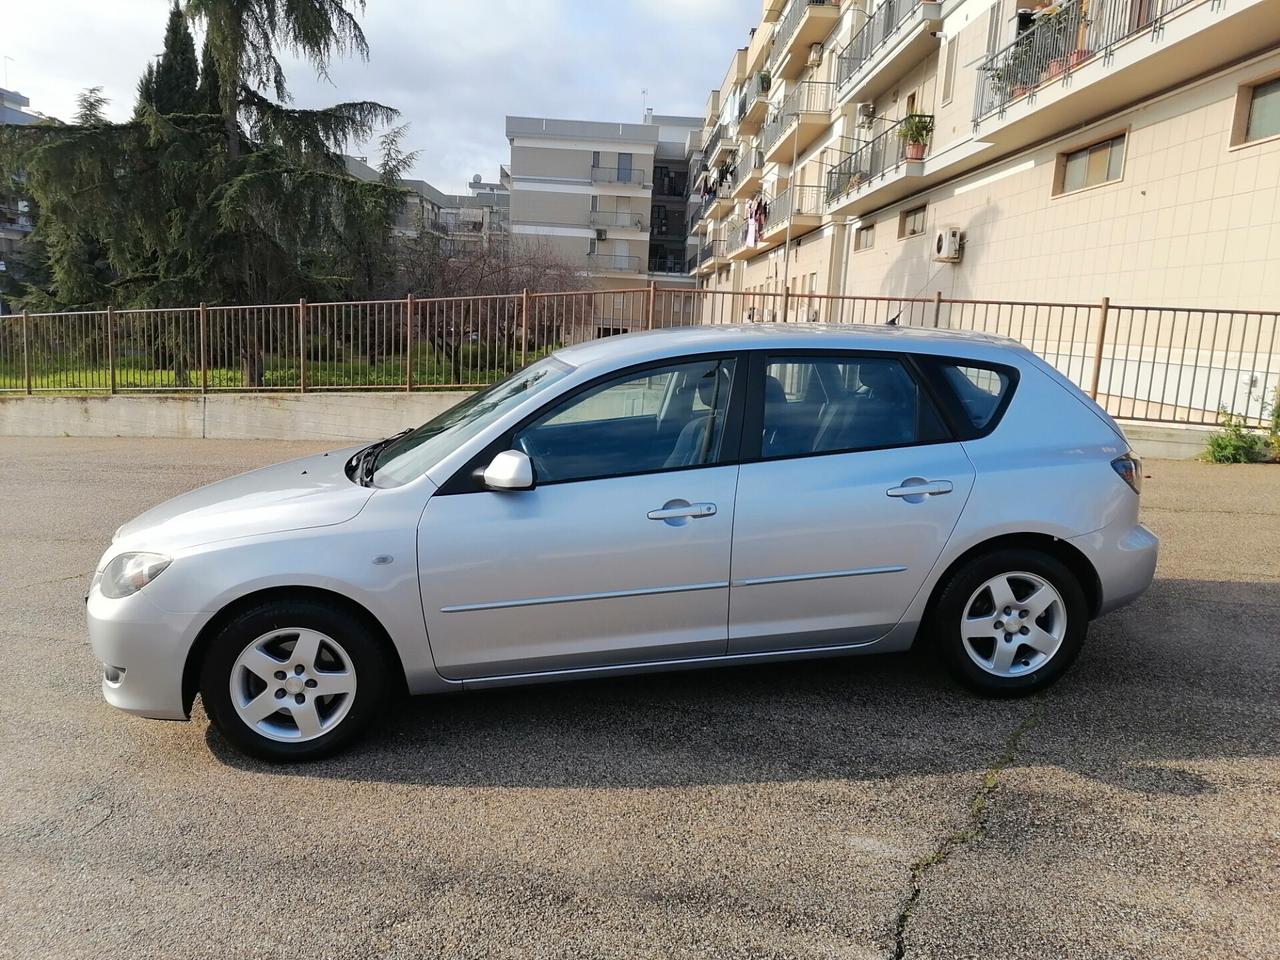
[371,356,573,487]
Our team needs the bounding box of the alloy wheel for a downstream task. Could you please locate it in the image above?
[229,628,357,743]
[960,571,1067,678]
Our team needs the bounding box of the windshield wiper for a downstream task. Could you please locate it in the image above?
[348,428,412,487]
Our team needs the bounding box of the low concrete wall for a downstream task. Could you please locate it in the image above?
[0,392,472,442]
[0,392,1220,459]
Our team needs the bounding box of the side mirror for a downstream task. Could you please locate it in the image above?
[482,449,534,491]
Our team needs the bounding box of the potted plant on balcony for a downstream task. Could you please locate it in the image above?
[897,114,934,161]
[758,70,772,95]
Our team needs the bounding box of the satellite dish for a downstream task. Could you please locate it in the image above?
[472,173,482,183]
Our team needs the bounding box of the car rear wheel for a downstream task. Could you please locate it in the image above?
[932,548,1088,696]
[200,598,391,761]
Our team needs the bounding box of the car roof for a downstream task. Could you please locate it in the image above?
[554,323,1025,370]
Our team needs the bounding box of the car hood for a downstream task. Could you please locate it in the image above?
[112,446,373,552]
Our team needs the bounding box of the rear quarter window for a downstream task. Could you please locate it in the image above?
[922,359,1017,437]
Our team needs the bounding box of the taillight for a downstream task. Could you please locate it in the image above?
[1111,454,1142,494]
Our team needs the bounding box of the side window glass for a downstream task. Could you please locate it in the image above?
[515,358,736,483]
[761,356,946,459]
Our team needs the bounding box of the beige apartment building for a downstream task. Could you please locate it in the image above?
[689,0,1280,312]
[505,112,701,288]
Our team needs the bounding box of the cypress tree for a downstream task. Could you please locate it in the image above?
[196,37,221,116]
[133,62,157,119]
[152,2,198,115]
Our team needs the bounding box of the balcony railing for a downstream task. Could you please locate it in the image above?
[732,148,765,193]
[590,165,647,186]
[763,184,825,234]
[587,252,641,272]
[837,0,926,88]
[973,0,1195,121]
[648,255,686,274]
[826,114,932,203]
[770,0,837,71]
[697,240,725,266]
[653,173,686,197]
[761,81,835,153]
[590,210,646,230]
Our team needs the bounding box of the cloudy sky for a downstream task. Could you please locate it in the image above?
[5,0,758,191]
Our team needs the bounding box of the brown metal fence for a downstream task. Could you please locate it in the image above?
[1,287,1277,428]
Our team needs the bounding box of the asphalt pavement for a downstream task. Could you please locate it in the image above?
[0,438,1276,959]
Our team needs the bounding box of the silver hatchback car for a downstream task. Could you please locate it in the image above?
[88,324,1157,760]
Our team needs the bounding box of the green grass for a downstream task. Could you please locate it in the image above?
[0,344,543,393]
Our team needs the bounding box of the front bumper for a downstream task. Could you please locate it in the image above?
[86,587,205,721]
[1069,520,1159,617]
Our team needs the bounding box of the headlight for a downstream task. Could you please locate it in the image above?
[99,552,172,599]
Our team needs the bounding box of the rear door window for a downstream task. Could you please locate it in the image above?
[924,360,1017,435]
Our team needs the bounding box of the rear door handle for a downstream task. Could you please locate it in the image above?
[887,479,953,500]
[647,500,717,523]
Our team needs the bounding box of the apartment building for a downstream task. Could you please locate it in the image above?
[0,88,41,313]
[690,0,1280,311]
[343,156,510,256]
[505,111,701,285]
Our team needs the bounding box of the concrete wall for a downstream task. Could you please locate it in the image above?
[0,392,472,442]
[0,392,1224,459]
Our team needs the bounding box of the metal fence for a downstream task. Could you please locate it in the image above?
[2,288,1277,428]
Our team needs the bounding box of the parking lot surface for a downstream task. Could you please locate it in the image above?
[1,438,1277,959]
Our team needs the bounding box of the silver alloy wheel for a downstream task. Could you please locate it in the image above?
[960,571,1067,678]
[229,628,357,743]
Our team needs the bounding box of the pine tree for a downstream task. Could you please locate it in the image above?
[152,2,199,115]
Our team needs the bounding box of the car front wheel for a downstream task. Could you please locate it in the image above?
[932,548,1088,696]
[199,598,391,761]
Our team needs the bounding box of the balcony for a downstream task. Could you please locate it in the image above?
[770,0,841,81]
[730,147,765,200]
[590,209,647,231]
[705,123,737,167]
[648,255,686,275]
[762,81,835,164]
[652,172,686,198]
[590,165,648,188]
[826,114,932,216]
[761,183,825,243]
[694,240,727,276]
[835,0,942,106]
[587,252,641,274]
[738,74,772,134]
[972,0,1279,148]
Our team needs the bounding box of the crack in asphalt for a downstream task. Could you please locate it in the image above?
[890,697,1045,960]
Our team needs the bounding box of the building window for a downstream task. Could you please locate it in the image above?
[899,205,927,239]
[854,223,875,251]
[1055,134,1125,195]
[942,37,958,105]
[591,150,601,168]
[1240,76,1280,144]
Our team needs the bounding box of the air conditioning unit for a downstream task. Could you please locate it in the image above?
[934,226,963,262]
[857,102,877,127]
[595,228,608,241]
[807,42,824,67]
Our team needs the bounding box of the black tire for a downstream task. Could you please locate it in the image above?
[931,548,1088,697]
[199,597,393,762]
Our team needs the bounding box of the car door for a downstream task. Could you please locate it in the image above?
[728,350,976,653]
[417,354,744,680]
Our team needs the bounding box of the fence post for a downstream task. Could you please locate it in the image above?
[1089,296,1110,401]
[106,306,117,394]
[297,298,307,393]
[198,302,208,395]
[646,280,657,330]
[781,285,791,323]
[405,292,415,392]
[21,309,31,395]
[520,288,529,366]
[932,290,943,328]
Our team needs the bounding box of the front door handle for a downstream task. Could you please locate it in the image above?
[647,500,717,525]
[887,479,953,501]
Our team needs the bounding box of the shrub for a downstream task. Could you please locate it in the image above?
[1203,410,1270,463]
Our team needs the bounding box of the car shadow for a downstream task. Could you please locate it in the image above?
[206,578,1280,796]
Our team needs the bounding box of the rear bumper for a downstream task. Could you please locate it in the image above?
[86,588,204,721]
[1069,520,1159,617]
